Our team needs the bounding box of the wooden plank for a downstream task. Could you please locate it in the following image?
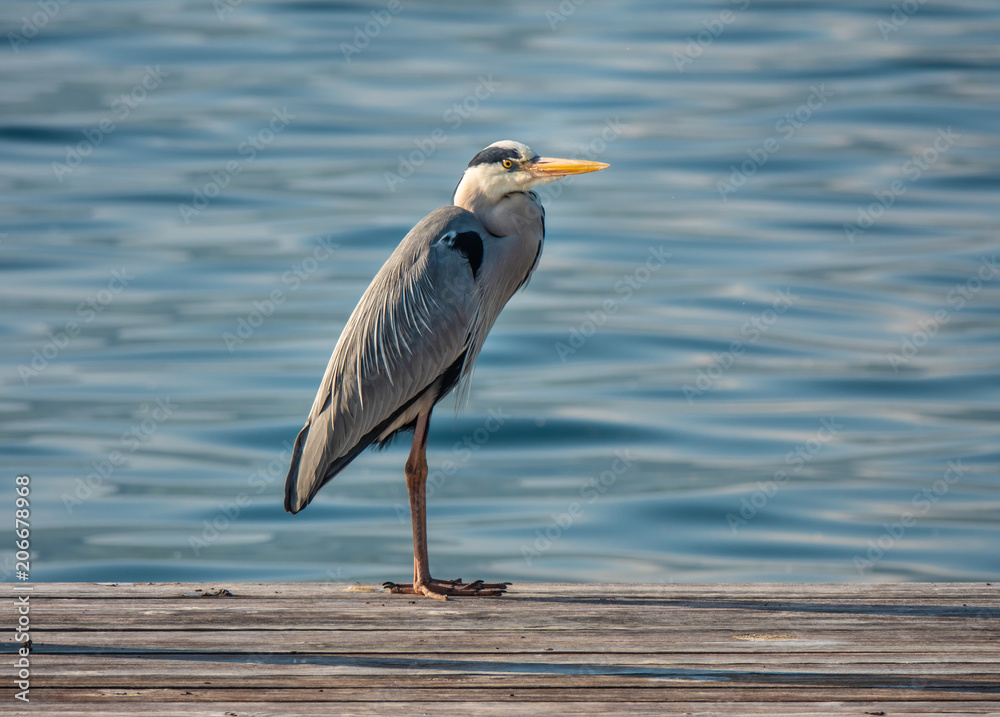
[32,652,1000,671]
[34,597,1000,627]
[32,672,1000,690]
[6,583,999,716]
[23,627,1000,654]
[28,612,1000,634]
[26,655,1000,689]
[20,581,1000,599]
[23,685,1000,702]
[7,701,1000,717]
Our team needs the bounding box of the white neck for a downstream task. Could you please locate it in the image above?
[453,166,545,237]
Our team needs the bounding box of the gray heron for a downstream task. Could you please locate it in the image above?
[284,140,609,599]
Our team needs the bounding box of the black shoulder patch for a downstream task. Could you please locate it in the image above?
[445,230,484,279]
[468,146,521,168]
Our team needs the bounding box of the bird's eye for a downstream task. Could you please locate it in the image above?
[502,159,514,169]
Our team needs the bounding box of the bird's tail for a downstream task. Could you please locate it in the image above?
[284,409,373,514]
[283,422,311,514]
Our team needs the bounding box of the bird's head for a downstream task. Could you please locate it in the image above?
[453,140,609,205]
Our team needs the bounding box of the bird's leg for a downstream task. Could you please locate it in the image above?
[407,410,438,597]
[382,409,510,600]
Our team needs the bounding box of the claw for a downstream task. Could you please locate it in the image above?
[381,577,511,599]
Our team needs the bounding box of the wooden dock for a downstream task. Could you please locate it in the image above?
[9,582,1000,715]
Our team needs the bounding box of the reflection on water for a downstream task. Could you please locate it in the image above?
[1,0,999,584]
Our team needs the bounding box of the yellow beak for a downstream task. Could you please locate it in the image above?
[528,157,610,178]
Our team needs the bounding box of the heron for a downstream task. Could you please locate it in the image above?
[284,140,609,600]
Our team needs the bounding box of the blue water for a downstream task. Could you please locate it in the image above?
[2,0,999,585]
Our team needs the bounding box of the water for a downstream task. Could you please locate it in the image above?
[2,0,999,585]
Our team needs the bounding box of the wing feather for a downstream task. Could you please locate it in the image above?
[284,206,485,513]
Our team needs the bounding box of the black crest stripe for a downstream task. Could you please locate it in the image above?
[467,146,520,168]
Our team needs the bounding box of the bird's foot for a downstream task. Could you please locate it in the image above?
[382,577,511,600]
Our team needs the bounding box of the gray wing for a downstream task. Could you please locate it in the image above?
[284,205,487,513]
